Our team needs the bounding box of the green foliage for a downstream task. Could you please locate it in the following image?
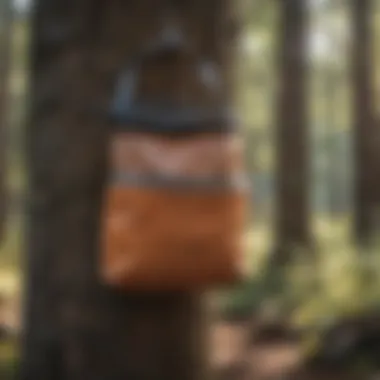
[219,217,380,350]
[0,215,22,272]
[0,340,19,380]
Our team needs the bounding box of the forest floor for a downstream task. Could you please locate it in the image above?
[211,319,377,380]
[0,307,379,380]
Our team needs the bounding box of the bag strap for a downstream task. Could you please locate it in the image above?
[111,172,249,192]
[108,22,237,134]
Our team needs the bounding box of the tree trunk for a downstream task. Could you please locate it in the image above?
[0,0,13,242]
[19,1,238,379]
[351,0,377,246]
[273,0,310,264]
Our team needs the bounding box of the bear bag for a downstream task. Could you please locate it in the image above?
[100,35,249,291]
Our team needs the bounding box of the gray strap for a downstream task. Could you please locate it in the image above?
[110,172,250,192]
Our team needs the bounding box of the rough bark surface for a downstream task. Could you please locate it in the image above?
[20,1,238,379]
[274,0,310,264]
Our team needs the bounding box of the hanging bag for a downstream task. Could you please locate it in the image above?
[100,31,249,291]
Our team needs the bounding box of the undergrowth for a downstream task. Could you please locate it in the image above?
[219,216,380,359]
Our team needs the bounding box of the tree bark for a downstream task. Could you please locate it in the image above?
[19,1,238,379]
[351,0,378,246]
[0,0,13,242]
[273,0,311,264]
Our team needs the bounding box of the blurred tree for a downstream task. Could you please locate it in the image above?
[236,0,277,221]
[373,1,380,236]
[19,1,239,379]
[272,0,311,264]
[351,0,378,245]
[0,0,13,242]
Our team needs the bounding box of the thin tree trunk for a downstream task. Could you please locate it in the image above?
[273,0,310,265]
[20,1,238,379]
[0,0,13,242]
[351,0,377,246]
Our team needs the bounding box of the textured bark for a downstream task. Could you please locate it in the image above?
[351,0,378,246]
[273,0,310,264]
[0,0,13,242]
[20,1,238,379]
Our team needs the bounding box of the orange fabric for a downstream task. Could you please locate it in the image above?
[101,131,248,291]
[101,186,247,291]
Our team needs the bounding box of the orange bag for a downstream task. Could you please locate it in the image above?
[100,35,249,291]
[101,132,248,290]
